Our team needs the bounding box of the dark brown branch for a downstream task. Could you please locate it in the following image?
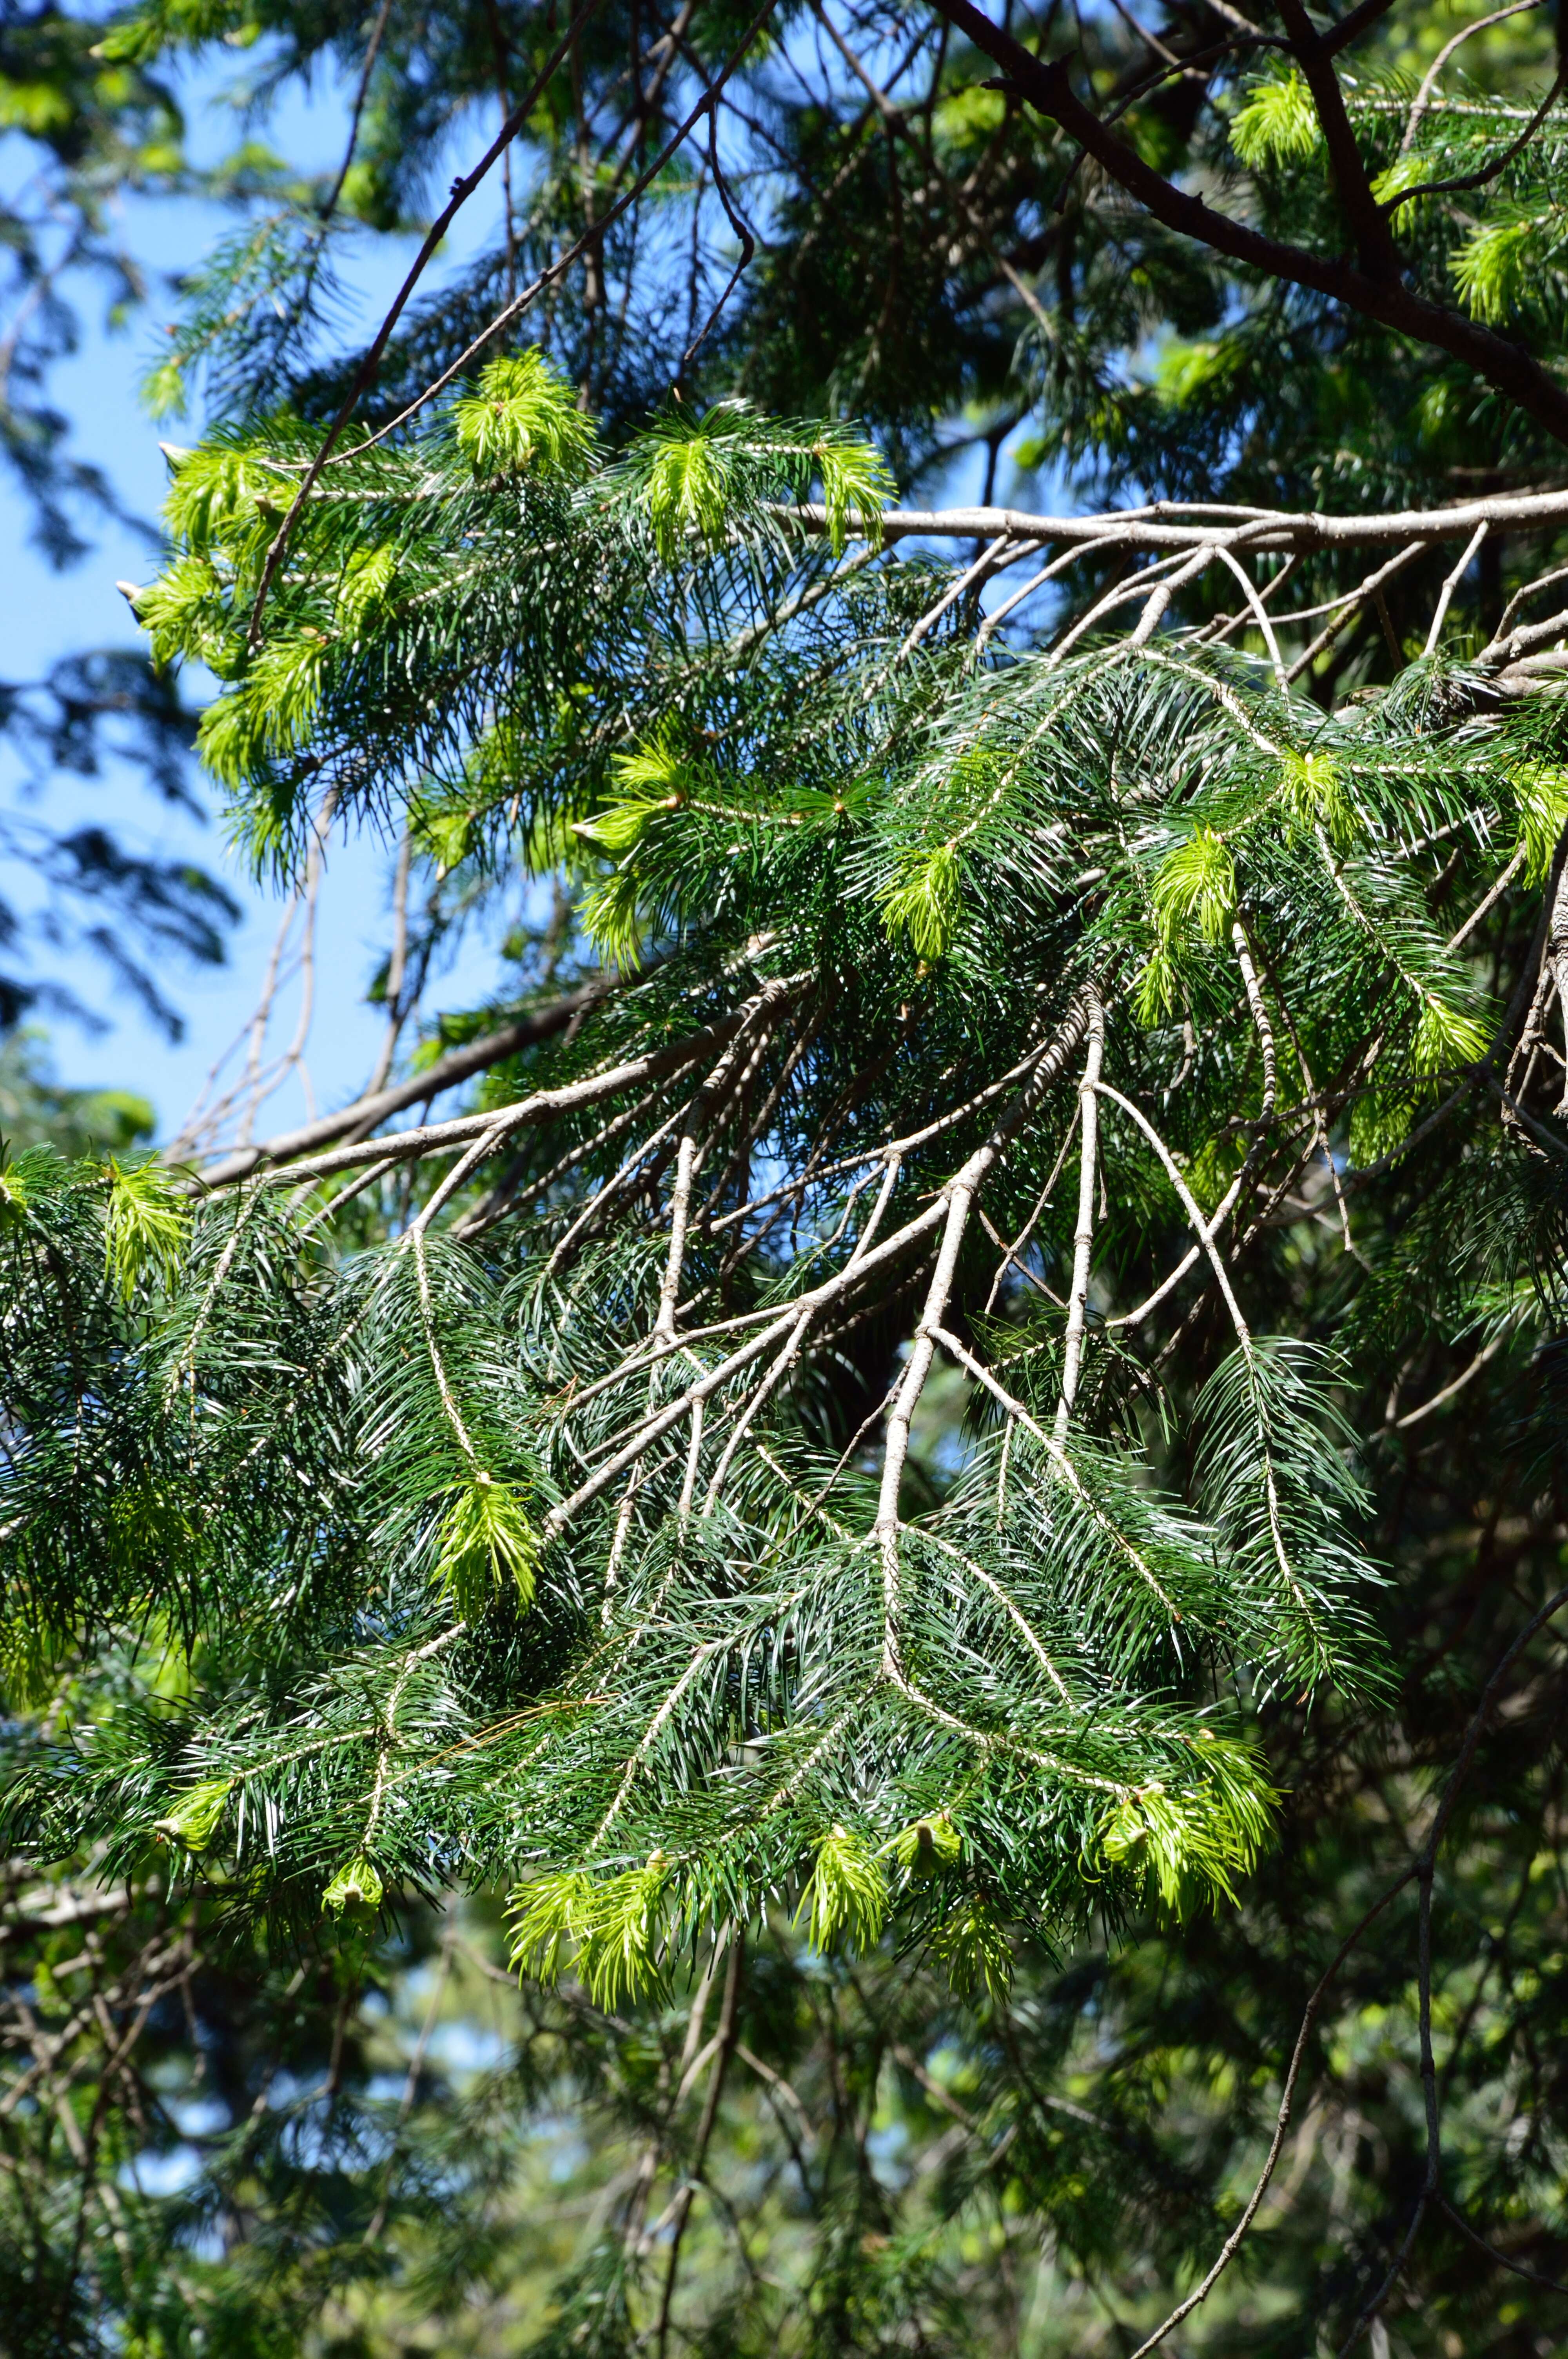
[922,0,1568,447]
[319,0,396,226]
[1387,64,1565,212]
[1319,0,1403,57]
[1437,2192,1568,2297]
[1270,0,1401,280]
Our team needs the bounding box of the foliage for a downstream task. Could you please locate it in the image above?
[0,1027,152,1156]
[7,0,1568,2354]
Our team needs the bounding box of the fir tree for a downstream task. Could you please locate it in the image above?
[6,2,1568,2354]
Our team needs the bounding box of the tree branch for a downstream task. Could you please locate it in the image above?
[922,0,1568,446]
[198,979,612,1185]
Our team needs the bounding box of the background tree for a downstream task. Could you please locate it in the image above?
[0,3,248,1033]
[5,4,1568,2357]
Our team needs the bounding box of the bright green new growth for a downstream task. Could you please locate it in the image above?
[153,1777,232,1853]
[1452,213,1544,325]
[336,543,398,633]
[159,440,278,557]
[433,1475,537,1620]
[1280,747,1356,844]
[506,1869,595,1986]
[452,352,595,479]
[1514,763,1568,882]
[322,1854,385,1915]
[1412,995,1490,1077]
[813,435,895,555]
[877,841,964,958]
[104,1155,189,1300]
[928,1894,1013,1998]
[572,741,703,964]
[410,802,475,880]
[575,1861,670,2007]
[799,1826,891,1956]
[0,1162,28,1225]
[1230,71,1321,168]
[1150,828,1237,947]
[889,1812,963,1874]
[507,1861,670,2007]
[575,793,677,855]
[1134,943,1181,1027]
[1095,1736,1276,1913]
[574,738,686,854]
[639,410,736,558]
[627,401,889,560]
[1369,149,1439,213]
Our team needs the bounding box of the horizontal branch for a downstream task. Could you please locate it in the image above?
[787,485,1568,558]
